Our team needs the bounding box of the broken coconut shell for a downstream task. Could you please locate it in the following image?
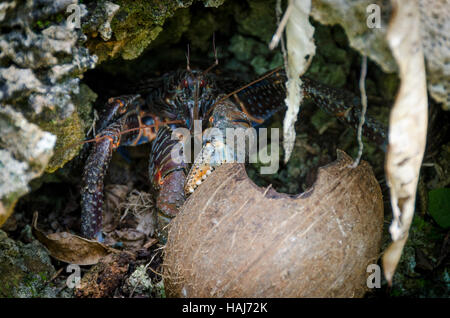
[163,150,383,297]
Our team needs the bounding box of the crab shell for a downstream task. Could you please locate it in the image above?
[163,150,384,297]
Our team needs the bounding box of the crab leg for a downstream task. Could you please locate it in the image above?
[81,122,123,240]
[148,126,189,241]
[81,95,148,240]
[231,70,387,148]
[186,70,389,195]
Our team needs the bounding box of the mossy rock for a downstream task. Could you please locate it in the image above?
[0,230,57,298]
[41,85,97,173]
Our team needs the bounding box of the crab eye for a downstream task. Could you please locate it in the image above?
[182,79,189,88]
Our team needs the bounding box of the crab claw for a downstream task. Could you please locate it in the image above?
[184,99,252,195]
[184,138,230,195]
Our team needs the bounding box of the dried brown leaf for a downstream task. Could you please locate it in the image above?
[32,212,123,265]
[382,0,428,284]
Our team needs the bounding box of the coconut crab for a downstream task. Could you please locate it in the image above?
[80,59,387,241]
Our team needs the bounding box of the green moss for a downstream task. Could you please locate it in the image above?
[203,0,226,7]
[371,66,400,101]
[310,109,336,132]
[87,0,199,62]
[74,84,98,128]
[228,33,282,75]
[229,35,262,62]
[0,190,25,229]
[306,53,348,87]
[382,214,447,297]
[122,26,163,60]
[150,9,191,48]
[0,230,56,297]
[428,188,450,229]
[41,112,83,173]
[235,0,277,43]
[41,84,96,173]
[186,11,221,51]
[305,24,353,87]
[32,6,67,31]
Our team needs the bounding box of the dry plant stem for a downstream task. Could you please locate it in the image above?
[86,109,99,138]
[274,0,289,72]
[120,190,152,222]
[269,0,293,50]
[49,267,64,282]
[350,55,368,168]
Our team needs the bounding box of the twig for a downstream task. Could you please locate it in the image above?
[350,55,368,168]
[269,0,293,50]
[274,0,289,71]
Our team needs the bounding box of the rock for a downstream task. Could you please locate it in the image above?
[83,1,120,42]
[418,0,450,110]
[310,0,450,110]
[310,0,396,74]
[0,0,97,226]
[42,84,97,173]
[84,0,225,62]
[0,106,56,226]
[0,229,57,298]
[83,0,232,63]
[203,0,226,7]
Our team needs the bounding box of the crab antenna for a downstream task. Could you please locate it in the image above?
[186,43,191,71]
[193,81,200,124]
[202,33,219,75]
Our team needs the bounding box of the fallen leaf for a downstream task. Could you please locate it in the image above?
[383,0,428,285]
[32,212,124,265]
